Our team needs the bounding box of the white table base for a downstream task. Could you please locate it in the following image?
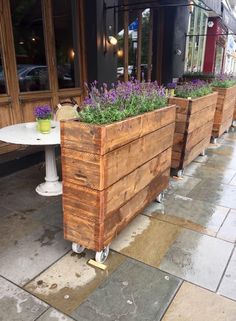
[36,145,62,196]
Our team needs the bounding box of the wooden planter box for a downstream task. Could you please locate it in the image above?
[234,101,236,122]
[61,105,176,252]
[212,85,236,138]
[169,92,217,172]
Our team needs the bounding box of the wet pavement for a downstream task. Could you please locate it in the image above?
[0,130,236,320]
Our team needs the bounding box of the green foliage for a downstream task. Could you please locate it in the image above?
[211,79,236,88]
[79,81,168,125]
[175,80,213,99]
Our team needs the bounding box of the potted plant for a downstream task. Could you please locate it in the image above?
[61,80,176,263]
[211,75,236,140]
[34,105,52,134]
[168,80,218,176]
[166,82,177,97]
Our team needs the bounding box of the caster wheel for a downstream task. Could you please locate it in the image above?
[72,242,85,254]
[155,192,164,203]
[95,246,110,263]
[176,169,184,178]
[211,137,217,144]
[200,149,205,156]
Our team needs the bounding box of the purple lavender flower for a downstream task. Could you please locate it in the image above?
[166,82,177,89]
[34,105,52,119]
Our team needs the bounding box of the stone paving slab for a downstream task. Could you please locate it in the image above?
[111,215,233,291]
[218,248,236,301]
[229,173,236,186]
[0,205,15,218]
[25,251,125,315]
[159,229,233,291]
[30,199,63,228]
[162,282,236,321]
[37,308,75,321]
[0,224,70,286]
[184,161,236,184]
[143,194,229,235]
[111,214,182,267]
[71,259,181,321]
[217,210,236,243]
[0,276,48,321]
[0,211,42,253]
[187,179,236,209]
[0,168,58,214]
[166,176,202,197]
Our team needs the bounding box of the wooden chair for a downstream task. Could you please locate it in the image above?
[55,100,79,121]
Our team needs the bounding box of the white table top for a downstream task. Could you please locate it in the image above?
[0,121,60,146]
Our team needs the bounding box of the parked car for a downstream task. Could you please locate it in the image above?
[17,65,49,91]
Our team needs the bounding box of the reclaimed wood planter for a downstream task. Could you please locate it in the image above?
[212,85,236,138]
[169,92,218,172]
[61,105,176,254]
[234,101,236,122]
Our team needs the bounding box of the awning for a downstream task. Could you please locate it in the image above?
[222,5,236,33]
[201,0,221,16]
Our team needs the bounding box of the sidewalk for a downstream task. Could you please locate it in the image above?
[0,130,236,320]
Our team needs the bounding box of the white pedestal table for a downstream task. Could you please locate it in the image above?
[0,121,62,196]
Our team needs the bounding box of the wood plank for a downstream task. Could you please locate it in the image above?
[61,105,176,155]
[186,104,216,133]
[190,92,218,114]
[104,148,171,215]
[176,104,215,134]
[64,169,170,251]
[170,93,217,170]
[62,123,174,190]
[168,97,189,114]
[212,85,236,138]
[185,121,213,152]
[183,136,210,168]
[104,170,169,246]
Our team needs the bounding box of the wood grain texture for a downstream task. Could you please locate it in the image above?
[212,85,236,137]
[61,105,176,155]
[169,93,217,170]
[234,102,236,121]
[62,106,175,251]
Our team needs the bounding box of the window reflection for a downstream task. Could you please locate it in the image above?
[52,0,80,89]
[10,0,49,92]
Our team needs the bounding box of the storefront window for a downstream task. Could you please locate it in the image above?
[116,8,151,81]
[52,0,80,89]
[10,0,49,92]
[185,4,208,72]
[0,51,6,94]
[215,44,224,74]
